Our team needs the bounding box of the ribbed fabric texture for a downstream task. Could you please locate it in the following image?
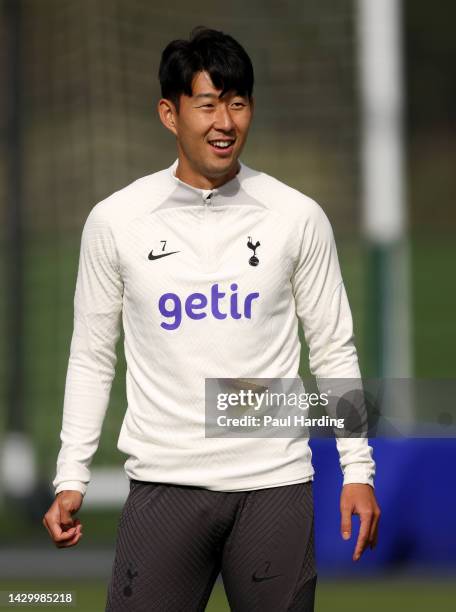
[53,159,375,496]
[105,480,316,611]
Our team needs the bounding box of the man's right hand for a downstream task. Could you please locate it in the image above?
[42,490,84,548]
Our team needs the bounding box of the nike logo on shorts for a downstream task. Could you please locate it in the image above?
[252,561,282,582]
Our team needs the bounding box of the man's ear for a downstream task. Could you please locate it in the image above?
[249,95,255,116]
[157,98,178,136]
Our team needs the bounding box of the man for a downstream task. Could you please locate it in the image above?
[43,26,380,611]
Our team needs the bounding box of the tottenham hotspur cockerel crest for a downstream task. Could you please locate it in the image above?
[247,236,260,266]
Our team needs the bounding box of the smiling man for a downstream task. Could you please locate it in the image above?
[43,26,380,611]
[167,70,251,185]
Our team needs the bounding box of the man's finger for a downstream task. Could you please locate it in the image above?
[369,510,380,549]
[43,513,76,542]
[56,532,83,549]
[59,504,75,529]
[53,526,77,541]
[340,504,352,540]
[353,512,373,561]
[72,522,83,537]
[57,531,82,548]
[42,517,53,540]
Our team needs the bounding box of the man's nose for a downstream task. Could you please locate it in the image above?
[213,104,235,131]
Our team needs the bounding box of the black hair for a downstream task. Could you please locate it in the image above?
[158,26,254,112]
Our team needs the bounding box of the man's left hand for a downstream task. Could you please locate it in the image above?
[340,483,381,561]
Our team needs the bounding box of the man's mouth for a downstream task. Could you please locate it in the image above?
[208,138,236,154]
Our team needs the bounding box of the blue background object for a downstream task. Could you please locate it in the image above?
[311,438,456,573]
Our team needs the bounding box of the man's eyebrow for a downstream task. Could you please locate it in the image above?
[193,93,220,99]
[193,92,246,100]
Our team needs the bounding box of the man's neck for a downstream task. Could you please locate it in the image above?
[174,160,240,190]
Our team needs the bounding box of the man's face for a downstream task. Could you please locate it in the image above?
[159,71,254,185]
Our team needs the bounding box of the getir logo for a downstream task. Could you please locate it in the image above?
[158,283,260,330]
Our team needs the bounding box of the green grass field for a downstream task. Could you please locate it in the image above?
[1,579,456,611]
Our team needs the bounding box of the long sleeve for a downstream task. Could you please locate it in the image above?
[291,203,375,487]
[52,205,124,496]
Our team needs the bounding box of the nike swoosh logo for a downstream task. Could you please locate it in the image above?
[148,250,180,261]
[252,561,282,582]
[252,572,282,582]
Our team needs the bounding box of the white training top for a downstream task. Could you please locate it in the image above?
[53,158,375,496]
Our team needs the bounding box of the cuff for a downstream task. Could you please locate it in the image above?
[342,463,375,488]
[55,481,87,497]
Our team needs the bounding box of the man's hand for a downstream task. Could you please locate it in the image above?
[42,490,84,548]
[340,483,380,561]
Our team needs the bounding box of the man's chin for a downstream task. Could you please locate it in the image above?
[203,157,239,179]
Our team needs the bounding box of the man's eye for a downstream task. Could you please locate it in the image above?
[232,102,246,108]
[201,104,214,108]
